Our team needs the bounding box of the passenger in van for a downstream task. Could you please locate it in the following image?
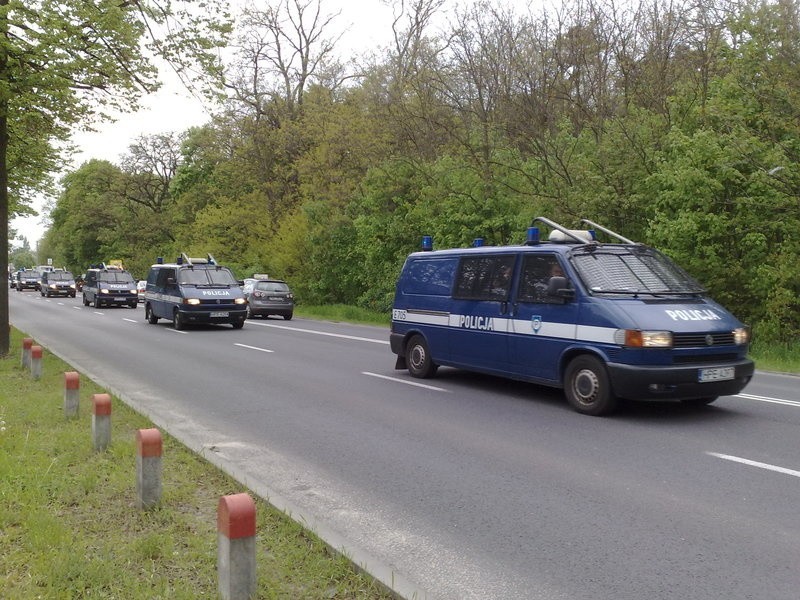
[549,262,564,279]
[491,265,513,298]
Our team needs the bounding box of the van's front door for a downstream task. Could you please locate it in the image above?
[448,254,516,374]
[510,254,579,382]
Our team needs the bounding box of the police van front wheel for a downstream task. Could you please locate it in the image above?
[146,305,158,324]
[564,355,618,416]
[173,310,185,330]
[406,335,438,379]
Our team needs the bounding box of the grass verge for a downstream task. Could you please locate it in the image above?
[0,326,394,599]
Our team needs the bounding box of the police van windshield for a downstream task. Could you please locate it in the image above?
[98,272,135,283]
[49,272,73,281]
[178,267,238,286]
[571,246,705,296]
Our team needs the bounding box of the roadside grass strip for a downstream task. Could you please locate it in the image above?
[0,327,393,599]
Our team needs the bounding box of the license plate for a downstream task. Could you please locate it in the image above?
[210,311,229,318]
[698,367,735,383]
[114,297,125,301]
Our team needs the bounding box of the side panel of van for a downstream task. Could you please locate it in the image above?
[446,254,516,373]
[509,253,580,382]
[392,256,458,364]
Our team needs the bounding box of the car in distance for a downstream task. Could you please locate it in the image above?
[40,270,77,297]
[144,253,247,329]
[137,280,146,302]
[243,274,294,320]
[14,270,40,292]
[82,264,138,308]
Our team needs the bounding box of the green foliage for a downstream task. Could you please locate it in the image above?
[34,0,800,345]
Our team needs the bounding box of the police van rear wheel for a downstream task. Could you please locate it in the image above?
[407,335,437,378]
[565,355,617,416]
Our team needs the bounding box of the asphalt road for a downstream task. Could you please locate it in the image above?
[9,290,800,600]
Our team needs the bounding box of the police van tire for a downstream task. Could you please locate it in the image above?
[407,335,438,378]
[146,305,159,324]
[93,296,101,308]
[232,320,244,329]
[565,355,617,416]
[284,313,293,321]
[173,310,185,330]
[82,294,89,306]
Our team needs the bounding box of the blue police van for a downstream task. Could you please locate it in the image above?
[144,253,247,330]
[390,217,754,415]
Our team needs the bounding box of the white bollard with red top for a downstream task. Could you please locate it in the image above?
[136,428,162,509]
[64,371,80,418]
[92,393,112,451]
[218,493,257,599]
[30,345,43,380]
[21,337,33,369]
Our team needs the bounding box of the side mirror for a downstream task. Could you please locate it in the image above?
[547,276,575,301]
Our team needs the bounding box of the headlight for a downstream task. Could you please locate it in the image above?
[733,327,750,345]
[185,298,201,305]
[615,329,673,348]
[234,297,247,305]
[100,288,110,294]
[50,284,58,289]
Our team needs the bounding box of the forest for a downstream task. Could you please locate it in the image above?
[31,0,800,345]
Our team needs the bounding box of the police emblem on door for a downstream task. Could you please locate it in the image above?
[531,315,542,333]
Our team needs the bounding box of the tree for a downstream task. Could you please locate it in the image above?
[1,0,231,355]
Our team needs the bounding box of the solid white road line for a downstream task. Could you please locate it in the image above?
[707,452,800,479]
[234,343,275,353]
[735,393,800,408]
[362,371,450,392]
[248,321,389,344]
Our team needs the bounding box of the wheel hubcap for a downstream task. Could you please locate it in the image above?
[410,345,425,370]
[573,369,599,404]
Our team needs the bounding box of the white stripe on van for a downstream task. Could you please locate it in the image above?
[398,313,618,344]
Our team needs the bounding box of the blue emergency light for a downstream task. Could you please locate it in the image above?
[421,236,433,251]
[525,227,540,245]
[156,257,163,264]
[473,238,484,247]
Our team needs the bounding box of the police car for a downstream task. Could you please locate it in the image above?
[390,217,754,416]
[82,264,138,308]
[143,253,247,330]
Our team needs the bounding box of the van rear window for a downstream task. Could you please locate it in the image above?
[402,258,457,296]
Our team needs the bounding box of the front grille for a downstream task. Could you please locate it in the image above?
[673,353,739,364]
[672,332,735,348]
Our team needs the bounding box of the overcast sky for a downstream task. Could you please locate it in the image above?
[12,0,525,248]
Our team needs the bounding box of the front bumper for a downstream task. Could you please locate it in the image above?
[607,358,755,401]
[179,308,247,324]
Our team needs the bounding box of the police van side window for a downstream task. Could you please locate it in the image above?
[403,258,457,296]
[156,268,175,288]
[453,255,515,301]
[518,254,565,303]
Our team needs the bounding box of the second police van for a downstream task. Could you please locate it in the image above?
[144,253,247,330]
[390,217,754,416]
